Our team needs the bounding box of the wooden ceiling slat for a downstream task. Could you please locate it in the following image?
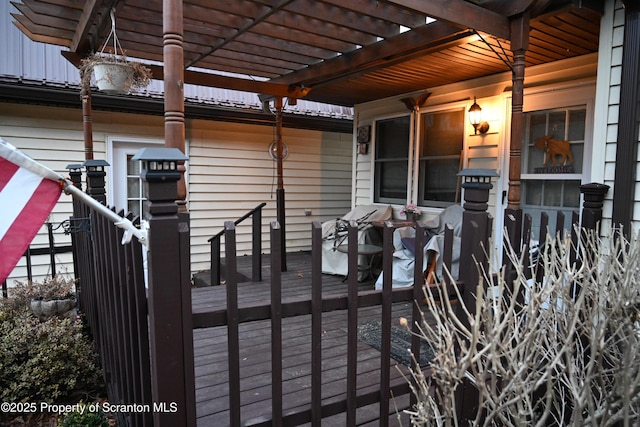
[320,0,425,28]
[281,0,399,39]
[235,32,330,62]
[12,1,77,31]
[11,12,74,41]
[264,8,379,46]
[187,0,296,68]
[250,21,358,53]
[12,19,71,45]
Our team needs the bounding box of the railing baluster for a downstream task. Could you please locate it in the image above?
[225,222,241,427]
[346,221,359,425]
[310,222,323,426]
[270,222,283,426]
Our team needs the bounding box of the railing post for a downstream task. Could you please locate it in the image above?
[133,147,196,427]
[580,183,609,231]
[456,168,497,424]
[83,159,109,204]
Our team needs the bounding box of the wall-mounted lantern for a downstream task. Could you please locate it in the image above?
[468,97,490,135]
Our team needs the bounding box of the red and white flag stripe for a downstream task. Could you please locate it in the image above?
[0,151,62,284]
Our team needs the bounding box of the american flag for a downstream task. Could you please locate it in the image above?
[0,138,63,284]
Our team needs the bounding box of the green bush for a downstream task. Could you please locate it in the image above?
[58,402,110,427]
[0,312,104,406]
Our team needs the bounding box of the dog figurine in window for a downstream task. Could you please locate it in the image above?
[534,135,574,166]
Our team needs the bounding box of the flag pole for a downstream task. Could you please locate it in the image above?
[61,181,147,245]
[0,138,147,246]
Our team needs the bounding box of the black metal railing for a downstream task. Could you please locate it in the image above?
[2,221,75,298]
[208,202,266,286]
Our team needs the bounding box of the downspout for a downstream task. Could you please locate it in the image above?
[612,1,640,235]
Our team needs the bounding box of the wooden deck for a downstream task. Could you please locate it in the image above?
[191,251,427,426]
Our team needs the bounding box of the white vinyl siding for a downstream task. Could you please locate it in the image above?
[1,103,352,285]
[593,1,628,230]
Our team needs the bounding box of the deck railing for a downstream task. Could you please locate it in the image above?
[2,221,74,298]
[208,202,266,286]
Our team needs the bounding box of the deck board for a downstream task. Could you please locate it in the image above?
[192,251,426,426]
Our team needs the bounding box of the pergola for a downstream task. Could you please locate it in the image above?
[10,0,604,237]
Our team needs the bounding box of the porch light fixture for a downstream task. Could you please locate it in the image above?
[468,97,490,134]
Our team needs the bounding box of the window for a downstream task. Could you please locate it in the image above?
[417,109,464,207]
[522,106,586,236]
[373,115,410,204]
[372,109,464,208]
[126,154,145,217]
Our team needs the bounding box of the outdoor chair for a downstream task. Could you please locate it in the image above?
[374,204,463,290]
[321,204,393,280]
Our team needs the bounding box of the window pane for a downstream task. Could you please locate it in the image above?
[418,109,463,206]
[376,161,408,200]
[543,181,563,206]
[374,116,410,203]
[525,180,543,206]
[568,110,586,140]
[127,200,141,217]
[127,177,140,198]
[127,156,140,175]
[420,111,464,156]
[563,180,581,208]
[420,159,459,203]
[376,116,410,159]
[547,112,566,139]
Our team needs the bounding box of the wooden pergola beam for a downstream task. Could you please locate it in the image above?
[273,21,474,87]
[383,0,510,39]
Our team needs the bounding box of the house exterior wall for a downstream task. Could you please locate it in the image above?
[1,102,353,285]
[354,53,599,242]
[592,0,634,232]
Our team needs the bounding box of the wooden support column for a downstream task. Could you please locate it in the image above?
[504,12,530,251]
[275,97,287,271]
[80,81,94,161]
[163,0,187,205]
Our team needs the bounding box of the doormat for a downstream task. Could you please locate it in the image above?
[355,321,434,367]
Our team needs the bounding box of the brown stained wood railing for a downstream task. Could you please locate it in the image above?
[208,202,266,286]
[195,219,466,426]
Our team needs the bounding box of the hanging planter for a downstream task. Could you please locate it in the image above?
[78,9,152,95]
[81,53,152,95]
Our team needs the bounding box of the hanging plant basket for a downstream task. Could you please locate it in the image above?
[92,61,135,94]
[78,9,152,95]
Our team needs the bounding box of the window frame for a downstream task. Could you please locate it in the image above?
[372,113,413,205]
[518,84,595,236]
[370,105,466,209]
